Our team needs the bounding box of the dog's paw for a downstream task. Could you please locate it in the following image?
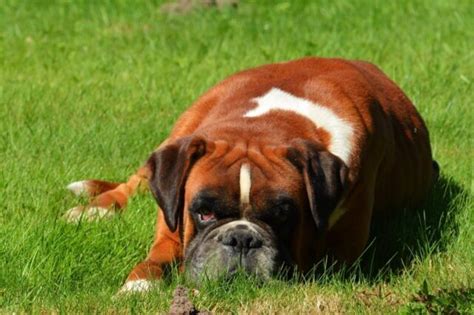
[116,280,154,295]
[63,206,116,223]
[63,206,85,223]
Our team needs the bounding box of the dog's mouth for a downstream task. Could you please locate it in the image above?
[184,219,281,282]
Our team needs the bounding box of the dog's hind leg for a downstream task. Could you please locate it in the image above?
[64,165,151,223]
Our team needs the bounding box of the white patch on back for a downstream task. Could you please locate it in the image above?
[240,163,251,205]
[244,87,353,165]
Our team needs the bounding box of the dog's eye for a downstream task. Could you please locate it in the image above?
[266,201,294,224]
[197,210,216,223]
[274,203,291,221]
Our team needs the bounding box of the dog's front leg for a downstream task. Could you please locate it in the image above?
[118,210,182,294]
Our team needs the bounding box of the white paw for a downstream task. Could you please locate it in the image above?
[117,280,153,295]
[63,206,115,223]
[63,206,86,223]
[67,180,90,196]
[85,206,115,220]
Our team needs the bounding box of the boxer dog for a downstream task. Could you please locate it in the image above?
[64,57,438,293]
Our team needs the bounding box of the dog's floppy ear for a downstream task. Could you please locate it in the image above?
[147,136,206,232]
[287,140,348,232]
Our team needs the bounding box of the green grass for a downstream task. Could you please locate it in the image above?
[1,0,473,313]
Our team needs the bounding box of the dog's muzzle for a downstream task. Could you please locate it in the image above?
[185,220,279,281]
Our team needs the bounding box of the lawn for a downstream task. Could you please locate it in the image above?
[1,0,473,313]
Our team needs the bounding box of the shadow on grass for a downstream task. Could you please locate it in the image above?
[357,175,468,281]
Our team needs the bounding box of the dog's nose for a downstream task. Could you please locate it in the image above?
[220,230,263,253]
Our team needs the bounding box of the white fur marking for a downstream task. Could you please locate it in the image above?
[67,180,89,196]
[63,206,85,223]
[240,163,251,205]
[245,88,353,164]
[86,207,114,219]
[118,280,153,294]
[63,206,115,223]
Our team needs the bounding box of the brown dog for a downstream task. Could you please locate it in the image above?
[65,57,438,292]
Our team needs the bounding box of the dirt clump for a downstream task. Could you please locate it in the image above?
[168,286,211,315]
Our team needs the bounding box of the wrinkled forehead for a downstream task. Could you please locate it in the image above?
[184,148,303,211]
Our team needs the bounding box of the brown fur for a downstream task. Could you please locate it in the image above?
[68,57,436,284]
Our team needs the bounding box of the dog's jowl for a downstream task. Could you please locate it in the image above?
[65,57,438,293]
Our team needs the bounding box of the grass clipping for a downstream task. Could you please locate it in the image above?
[169,286,210,315]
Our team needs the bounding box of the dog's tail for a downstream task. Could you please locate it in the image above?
[67,179,121,197]
[63,166,151,223]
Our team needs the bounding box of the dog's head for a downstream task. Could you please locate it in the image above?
[147,135,348,281]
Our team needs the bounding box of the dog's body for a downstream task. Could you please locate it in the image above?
[65,57,437,292]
